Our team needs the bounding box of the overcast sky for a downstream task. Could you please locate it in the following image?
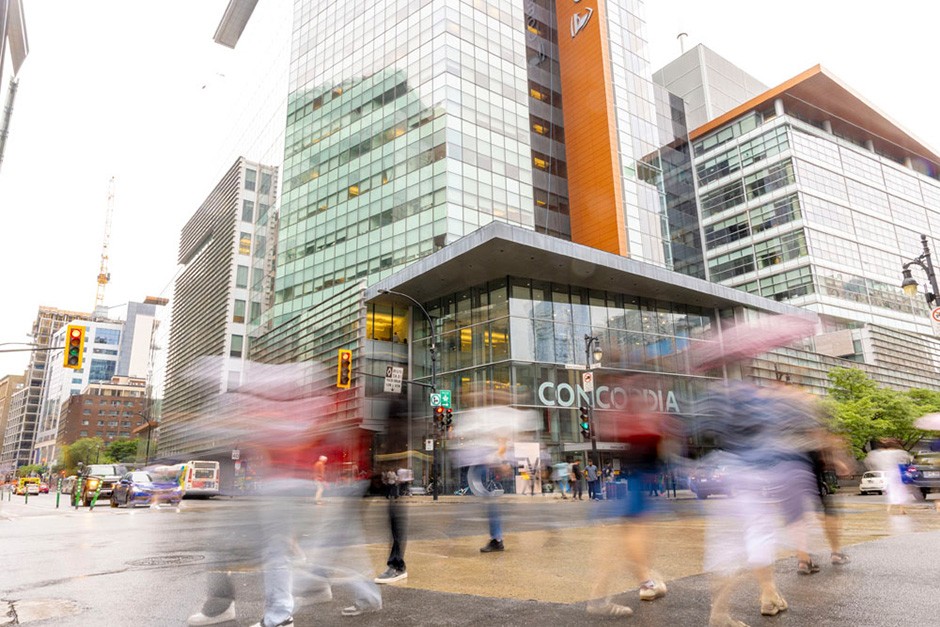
[1,0,938,376]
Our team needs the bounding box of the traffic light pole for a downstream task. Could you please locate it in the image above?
[584,336,600,462]
[378,289,440,500]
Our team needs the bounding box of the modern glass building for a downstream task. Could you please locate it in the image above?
[686,66,940,346]
[364,221,809,487]
[272,0,691,329]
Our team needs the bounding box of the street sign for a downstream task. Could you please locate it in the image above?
[384,365,404,393]
[565,363,586,370]
[430,393,442,407]
[582,371,594,393]
[424,438,434,451]
[439,389,452,408]
[931,308,940,335]
[231,449,240,461]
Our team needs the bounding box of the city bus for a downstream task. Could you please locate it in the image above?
[155,461,221,498]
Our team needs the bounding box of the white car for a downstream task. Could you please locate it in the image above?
[859,470,887,495]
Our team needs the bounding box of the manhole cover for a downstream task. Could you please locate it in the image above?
[126,554,205,567]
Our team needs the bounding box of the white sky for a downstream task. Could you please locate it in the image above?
[1,0,938,376]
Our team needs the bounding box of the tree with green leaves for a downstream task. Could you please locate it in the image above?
[58,437,106,475]
[825,367,933,458]
[16,463,47,478]
[105,438,140,463]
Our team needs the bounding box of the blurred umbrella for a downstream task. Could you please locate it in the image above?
[689,315,816,373]
[915,413,940,431]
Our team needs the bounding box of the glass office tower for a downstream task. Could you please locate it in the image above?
[690,67,940,338]
[273,0,686,326]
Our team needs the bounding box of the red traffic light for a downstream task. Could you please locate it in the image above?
[64,324,85,370]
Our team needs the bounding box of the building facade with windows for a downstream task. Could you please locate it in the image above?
[681,66,940,373]
[0,374,25,467]
[160,157,278,458]
[272,0,686,330]
[57,380,149,448]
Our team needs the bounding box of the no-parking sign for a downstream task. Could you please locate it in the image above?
[931,308,940,335]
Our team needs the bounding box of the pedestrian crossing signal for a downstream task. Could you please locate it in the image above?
[336,349,352,388]
[63,325,86,370]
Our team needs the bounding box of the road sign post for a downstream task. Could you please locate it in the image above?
[384,365,404,393]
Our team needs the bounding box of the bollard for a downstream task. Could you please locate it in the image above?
[24,485,28,505]
[56,478,62,509]
[74,477,83,509]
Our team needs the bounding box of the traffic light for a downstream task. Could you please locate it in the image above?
[63,325,86,370]
[434,406,446,431]
[336,349,352,388]
[445,408,453,427]
[578,405,591,439]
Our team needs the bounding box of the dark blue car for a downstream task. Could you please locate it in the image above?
[110,471,182,508]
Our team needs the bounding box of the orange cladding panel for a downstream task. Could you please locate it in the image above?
[554,0,626,256]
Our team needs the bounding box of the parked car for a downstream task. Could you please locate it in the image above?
[110,470,183,508]
[60,475,78,495]
[859,470,887,495]
[688,465,732,499]
[38,482,49,494]
[903,452,940,498]
[78,464,127,506]
[15,478,41,495]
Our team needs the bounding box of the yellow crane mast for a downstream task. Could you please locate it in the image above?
[94,176,115,318]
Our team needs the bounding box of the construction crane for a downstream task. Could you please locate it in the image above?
[94,177,115,318]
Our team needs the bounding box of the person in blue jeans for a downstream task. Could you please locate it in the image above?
[586,459,600,500]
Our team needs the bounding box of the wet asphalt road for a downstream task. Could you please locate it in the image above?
[1,492,937,626]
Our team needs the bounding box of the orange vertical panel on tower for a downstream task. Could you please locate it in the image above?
[554,0,626,256]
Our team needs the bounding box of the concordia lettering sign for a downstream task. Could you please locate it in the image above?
[538,381,681,413]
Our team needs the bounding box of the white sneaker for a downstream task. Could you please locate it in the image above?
[639,579,667,601]
[187,601,236,626]
[248,618,293,627]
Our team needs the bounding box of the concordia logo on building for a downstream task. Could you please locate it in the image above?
[570,6,593,38]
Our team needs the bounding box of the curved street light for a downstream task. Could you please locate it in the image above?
[900,234,940,308]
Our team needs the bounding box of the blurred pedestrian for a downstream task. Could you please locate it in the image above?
[313,455,327,504]
[698,381,823,624]
[866,438,914,515]
[185,360,381,627]
[570,460,584,501]
[553,461,570,499]
[809,429,854,566]
[586,374,680,617]
[451,386,538,553]
[586,459,600,500]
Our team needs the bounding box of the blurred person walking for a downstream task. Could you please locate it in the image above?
[570,460,584,501]
[313,455,328,504]
[185,360,381,627]
[698,381,826,625]
[586,374,680,617]
[553,460,570,499]
[452,385,538,553]
[375,400,411,585]
[866,438,914,515]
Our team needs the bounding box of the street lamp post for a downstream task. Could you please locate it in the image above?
[901,234,940,309]
[378,289,441,500]
[584,335,603,462]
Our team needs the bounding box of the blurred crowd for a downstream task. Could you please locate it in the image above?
[178,315,937,627]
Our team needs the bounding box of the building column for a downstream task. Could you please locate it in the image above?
[822,120,832,133]
[774,98,785,117]
[865,139,875,151]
